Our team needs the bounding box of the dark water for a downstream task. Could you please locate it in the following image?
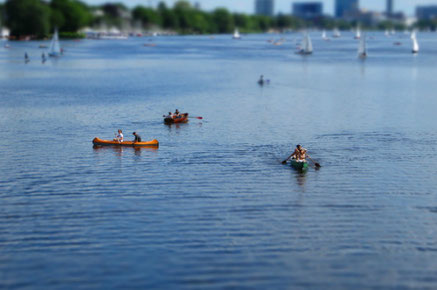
[1,32,437,289]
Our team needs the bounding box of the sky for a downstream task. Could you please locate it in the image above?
[80,0,437,16]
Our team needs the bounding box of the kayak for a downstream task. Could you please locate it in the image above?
[92,137,159,147]
[290,159,309,170]
[164,113,189,124]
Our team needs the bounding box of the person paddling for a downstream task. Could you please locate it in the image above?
[258,75,264,85]
[132,132,142,143]
[291,144,307,162]
[113,129,123,143]
[282,144,321,167]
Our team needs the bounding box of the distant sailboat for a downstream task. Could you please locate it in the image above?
[358,32,367,58]
[411,31,419,54]
[354,26,361,39]
[385,29,390,37]
[232,28,241,39]
[297,31,313,55]
[322,30,328,40]
[48,29,61,57]
[333,28,341,38]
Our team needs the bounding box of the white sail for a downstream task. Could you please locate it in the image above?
[322,30,327,39]
[48,29,61,57]
[358,33,367,57]
[298,31,312,54]
[305,33,313,54]
[333,28,341,38]
[411,31,419,53]
[233,28,241,39]
[355,26,361,39]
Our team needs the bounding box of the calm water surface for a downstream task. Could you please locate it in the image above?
[1,32,437,289]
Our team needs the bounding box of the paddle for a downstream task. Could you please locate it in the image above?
[306,154,321,168]
[281,153,294,164]
[188,116,203,119]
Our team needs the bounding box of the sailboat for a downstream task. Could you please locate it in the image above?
[48,29,62,57]
[411,31,419,54]
[333,28,341,38]
[232,28,241,40]
[354,26,361,39]
[322,30,329,40]
[297,31,313,55]
[358,32,367,58]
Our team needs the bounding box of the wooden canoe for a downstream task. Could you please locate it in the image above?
[164,113,189,124]
[92,137,159,147]
[290,159,309,170]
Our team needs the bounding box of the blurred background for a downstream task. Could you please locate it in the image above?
[1,0,437,40]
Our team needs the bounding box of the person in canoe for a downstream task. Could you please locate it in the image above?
[174,109,180,117]
[282,144,321,167]
[113,129,123,143]
[291,144,307,162]
[132,132,142,143]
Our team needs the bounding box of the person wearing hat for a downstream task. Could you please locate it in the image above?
[132,132,142,143]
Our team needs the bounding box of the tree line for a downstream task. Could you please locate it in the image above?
[0,0,424,39]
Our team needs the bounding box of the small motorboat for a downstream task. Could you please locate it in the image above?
[92,137,159,147]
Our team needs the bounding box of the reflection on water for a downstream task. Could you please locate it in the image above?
[1,33,437,289]
[293,170,307,187]
[93,145,158,157]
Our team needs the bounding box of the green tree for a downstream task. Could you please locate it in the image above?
[173,1,194,32]
[5,0,50,38]
[212,8,233,33]
[251,15,272,32]
[50,0,91,32]
[233,13,250,31]
[132,6,160,28]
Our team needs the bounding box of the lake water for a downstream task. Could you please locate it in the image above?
[1,32,437,289]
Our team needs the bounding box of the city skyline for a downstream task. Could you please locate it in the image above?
[80,0,437,16]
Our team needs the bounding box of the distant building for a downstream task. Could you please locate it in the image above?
[386,0,393,17]
[416,5,437,20]
[255,0,274,17]
[293,2,323,20]
[335,0,359,18]
[354,10,385,26]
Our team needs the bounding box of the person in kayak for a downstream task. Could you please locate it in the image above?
[132,132,142,143]
[291,144,307,162]
[258,75,264,85]
[114,129,123,143]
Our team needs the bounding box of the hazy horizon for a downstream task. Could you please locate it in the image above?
[80,0,437,17]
